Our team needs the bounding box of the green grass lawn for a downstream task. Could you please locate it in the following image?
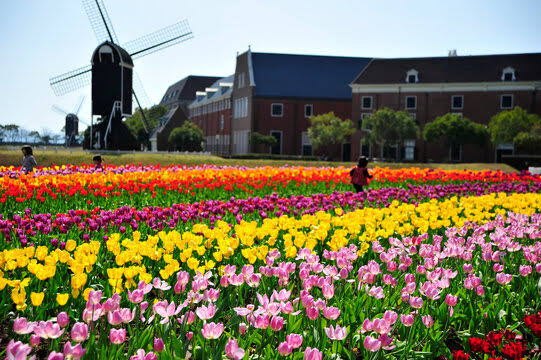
[0,149,517,172]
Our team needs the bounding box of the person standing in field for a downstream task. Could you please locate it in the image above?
[93,155,103,170]
[350,156,373,193]
[21,145,37,174]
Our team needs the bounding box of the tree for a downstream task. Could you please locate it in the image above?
[3,124,20,142]
[362,108,419,159]
[488,107,540,145]
[126,105,168,149]
[513,125,541,154]
[168,121,204,152]
[249,132,277,152]
[29,131,41,144]
[307,112,355,159]
[423,113,488,161]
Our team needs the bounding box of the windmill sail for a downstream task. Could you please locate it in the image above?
[123,20,193,60]
[82,0,119,43]
[49,65,91,96]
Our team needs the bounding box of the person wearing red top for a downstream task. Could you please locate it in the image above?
[93,155,103,170]
[349,156,373,193]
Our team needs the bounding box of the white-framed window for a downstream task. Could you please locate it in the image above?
[404,140,415,161]
[271,103,283,117]
[406,69,419,83]
[360,113,372,130]
[237,72,245,88]
[301,131,312,156]
[220,115,224,130]
[451,95,464,110]
[500,94,513,109]
[405,96,417,110]
[361,96,373,110]
[304,104,313,117]
[501,67,516,81]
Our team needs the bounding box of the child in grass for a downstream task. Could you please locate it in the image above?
[93,155,103,170]
[350,156,373,193]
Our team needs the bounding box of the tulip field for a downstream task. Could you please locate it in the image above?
[0,164,540,360]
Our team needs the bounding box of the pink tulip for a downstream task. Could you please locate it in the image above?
[463,263,473,273]
[379,333,395,350]
[324,324,347,340]
[109,328,127,344]
[278,341,293,356]
[253,315,270,329]
[31,334,41,346]
[127,289,145,304]
[372,318,391,334]
[87,290,102,306]
[383,310,398,325]
[196,303,217,320]
[205,288,220,302]
[519,265,532,276]
[82,306,103,323]
[71,322,88,342]
[13,317,35,335]
[6,340,32,360]
[286,333,303,349]
[225,338,245,360]
[130,349,158,360]
[153,300,182,324]
[445,294,458,307]
[496,272,512,285]
[57,312,69,328]
[201,322,224,339]
[270,316,284,331]
[322,306,341,320]
[400,314,414,327]
[476,285,485,296]
[304,347,323,360]
[306,306,319,320]
[322,284,334,299]
[63,342,86,359]
[48,351,64,360]
[272,289,291,302]
[409,296,423,309]
[422,315,433,328]
[239,322,248,335]
[152,337,164,353]
[368,286,384,299]
[361,318,373,333]
[364,336,381,352]
[34,321,65,339]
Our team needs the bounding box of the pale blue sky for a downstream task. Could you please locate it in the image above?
[0,0,540,133]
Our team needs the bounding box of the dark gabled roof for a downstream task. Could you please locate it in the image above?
[352,53,541,84]
[251,52,371,99]
[160,75,222,107]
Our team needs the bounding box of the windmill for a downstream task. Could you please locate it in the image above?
[49,0,193,150]
[52,97,90,146]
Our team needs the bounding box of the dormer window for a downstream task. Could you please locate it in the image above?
[406,69,419,83]
[501,67,516,81]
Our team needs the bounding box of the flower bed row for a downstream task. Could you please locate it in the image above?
[1,166,538,213]
[2,181,539,245]
[1,208,539,359]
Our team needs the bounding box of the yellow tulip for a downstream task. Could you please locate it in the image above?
[31,292,45,306]
[56,293,69,306]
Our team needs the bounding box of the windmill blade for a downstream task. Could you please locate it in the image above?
[52,105,69,116]
[49,65,91,96]
[78,117,91,127]
[123,20,193,60]
[82,0,119,43]
[132,72,151,110]
[74,96,85,115]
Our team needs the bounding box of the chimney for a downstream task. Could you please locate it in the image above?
[448,49,457,57]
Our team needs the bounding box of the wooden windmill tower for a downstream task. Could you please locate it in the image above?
[49,0,194,150]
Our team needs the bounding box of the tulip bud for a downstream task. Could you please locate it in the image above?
[153,337,164,353]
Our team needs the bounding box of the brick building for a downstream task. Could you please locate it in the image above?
[350,53,541,162]
[150,75,221,151]
[188,75,233,155]
[230,50,371,159]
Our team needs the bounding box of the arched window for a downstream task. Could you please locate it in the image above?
[406,69,419,83]
[501,67,516,81]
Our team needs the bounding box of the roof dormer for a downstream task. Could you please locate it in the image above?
[406,69,419,83]
[501,67,516,81]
